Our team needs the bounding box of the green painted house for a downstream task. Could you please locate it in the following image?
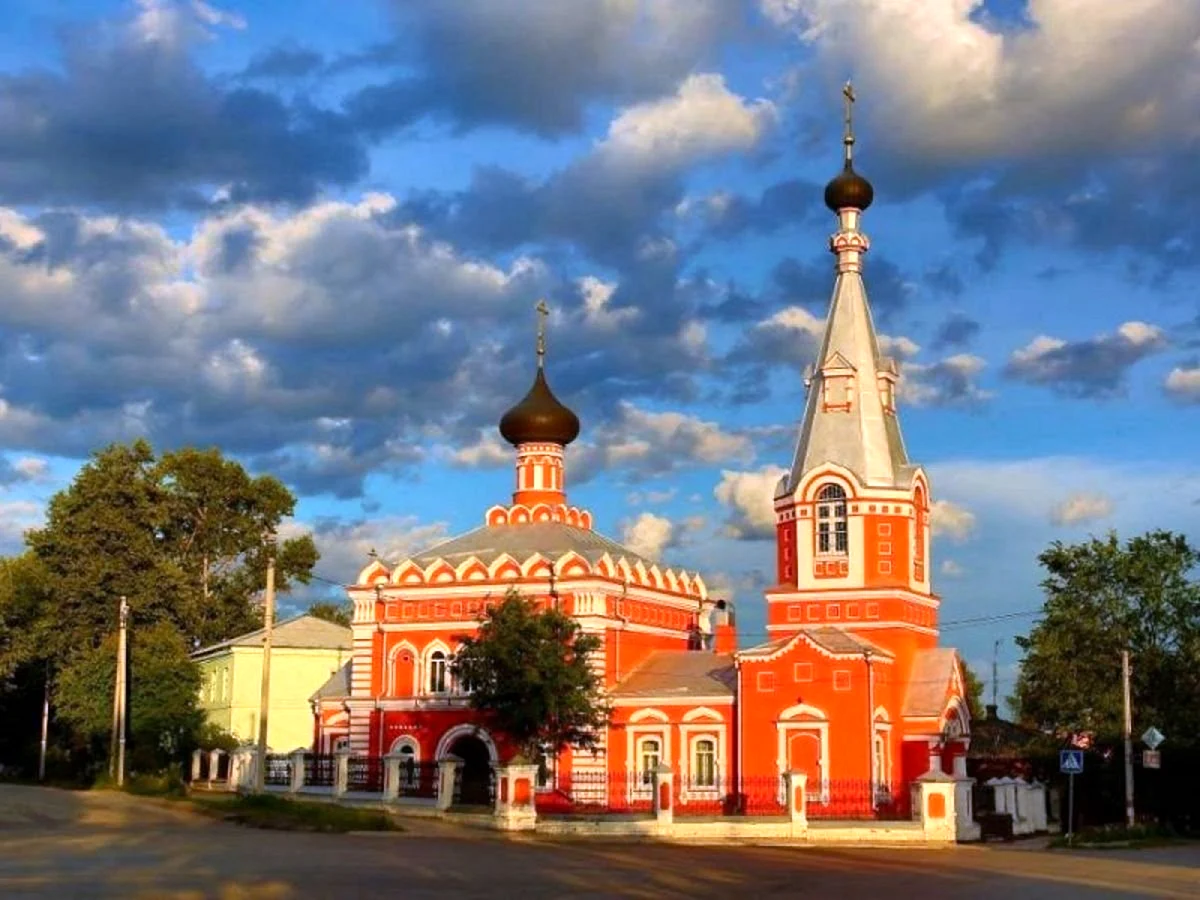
[191,614,352,753]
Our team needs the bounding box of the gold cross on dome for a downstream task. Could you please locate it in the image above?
[842,80,856,163]
[535,299,550,368]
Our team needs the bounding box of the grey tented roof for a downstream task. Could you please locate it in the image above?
[311,662,351,702]
[611,651,736,700]
[191,614,352,659]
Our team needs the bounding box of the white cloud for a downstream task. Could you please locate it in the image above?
[901,353,992,408]
[939,559,965,578]
[930,498,976,541]
[620,512,677,561]
[601,73,776,169]
[448,434,512,468]
[578,276,638,331]
[1005,320,1167,397]
[713,465,787,540]
[764,0,1200,160]
[1050,491,1114,526]
[1165,366,1200,403]
[302,514,452,583]
[0,499,44,554]
[930,457,1200,528]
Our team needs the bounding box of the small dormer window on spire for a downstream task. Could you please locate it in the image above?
[816,483,848,556]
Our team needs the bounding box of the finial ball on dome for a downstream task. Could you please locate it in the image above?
[824,164,874,212]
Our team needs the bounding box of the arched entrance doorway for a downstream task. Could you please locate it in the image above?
[448,734,493,806]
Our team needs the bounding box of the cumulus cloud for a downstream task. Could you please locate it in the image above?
[765,0,1200,162]
[600,73,776,169]
[901,354,992,408]
[620,512,677,561]
[302,514,453,582]
[939,559,965,578]
[0,196,717,496]
[0,1,364,209]
[713,465,787,540]
[1050,492,1115,527]
[929,499,976,542]
[0,499,45,555]
[347,0,743,137]
[1005,321,1167,398]
[932,313,981,350]
[1164,365,1200,403]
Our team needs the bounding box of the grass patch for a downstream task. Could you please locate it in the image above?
[1049,823,1183,849]
[189,793,403,833]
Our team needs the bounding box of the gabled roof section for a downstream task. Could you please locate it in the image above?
[311,661,350,703]
[781,269,911,494]
[191,614,352,659]
[611,651,735,700]
[902,648,961,718]
[739,627,891,662]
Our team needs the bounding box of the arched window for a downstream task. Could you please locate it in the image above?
[638,737,661,786]
[816,484,848,556]
[913,487,927,581]
[692,738,716,788]
[428,650,448,694]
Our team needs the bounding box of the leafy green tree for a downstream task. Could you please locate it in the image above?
[1013,530,1200,743]
[307,600,352,627]
[962,661,986,721]
[26,440,319,652]
[157,446,318,646]
[55,620,203,772]
[0,553,51,684]
[452,590,608,761]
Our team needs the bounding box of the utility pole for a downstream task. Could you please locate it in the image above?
[38,660,49,782]
[110,596,129,787]
[1122,649,1134,827]
[254,537,277,793]
[992,640,1001,711]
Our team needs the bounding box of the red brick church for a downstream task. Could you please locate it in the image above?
[313,96,970,812]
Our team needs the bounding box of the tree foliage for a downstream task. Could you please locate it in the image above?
[1,440,319,776]
[1013,531,1200,744]
[26,440,318,653]
[55,620,203,772]
[307,600,352,628]
[452,590,609,760]
[961,661,986,721]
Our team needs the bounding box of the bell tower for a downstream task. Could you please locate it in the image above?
[766,84,937,647]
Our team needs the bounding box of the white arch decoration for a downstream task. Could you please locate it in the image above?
[389,735,421,758]
[435,724,498,763]
[387,641,418,696]
[629,707,670,724]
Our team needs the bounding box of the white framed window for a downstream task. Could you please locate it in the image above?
[816,484,848,556]
[637,737,662,788]
[428,650,448,694]
[692,738,717,789]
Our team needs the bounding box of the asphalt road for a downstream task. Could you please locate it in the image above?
[0,785,1197,899]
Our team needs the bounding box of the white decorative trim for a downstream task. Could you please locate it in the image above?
[389,735,421,759]
[682,706,725,723]
[610,695,733,708]
[386,640,418,697]
[679,727,726,801]
[776,704,830,803]
[628,707,670,724]
[764,621,939,638]
[626,728,669,801]
[435,723,498,763]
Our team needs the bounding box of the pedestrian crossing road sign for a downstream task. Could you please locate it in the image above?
[1060,749,1084,774]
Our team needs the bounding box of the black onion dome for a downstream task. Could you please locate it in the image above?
[498,369,581,446]
[824,161,874,212]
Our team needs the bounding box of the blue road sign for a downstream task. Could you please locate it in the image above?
[1060,749,1084,774]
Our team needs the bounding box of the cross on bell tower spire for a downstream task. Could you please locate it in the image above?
[842,80,856,165]
[535,298,549,370]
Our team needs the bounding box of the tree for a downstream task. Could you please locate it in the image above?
[308,600,352,628]
[961,661,986,721]
[55,620,203,772]
[26,440,319,653]
[1013,530,1200,744]
[452,590,609,761]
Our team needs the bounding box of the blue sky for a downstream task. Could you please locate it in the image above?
[1,0,1198,703]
